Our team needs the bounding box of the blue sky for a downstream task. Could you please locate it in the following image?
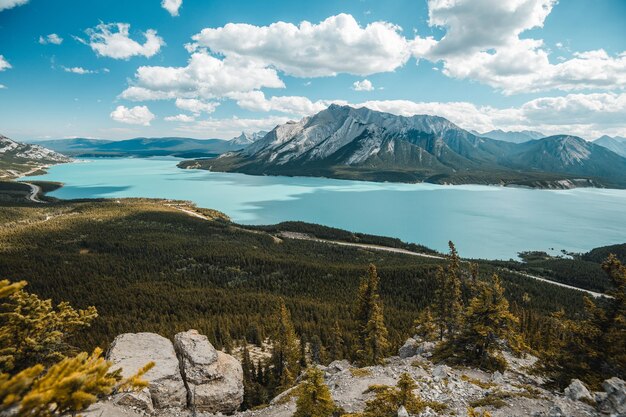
[0,0,625,141]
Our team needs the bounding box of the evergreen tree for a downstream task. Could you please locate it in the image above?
[433,242,464,340]
[354,264,389,366]
[361,373,428,417]
[328,320,344,361]
[294,367,336,417]
[413,307,437,342]
[270,298,300,391]
[435,274,525,371]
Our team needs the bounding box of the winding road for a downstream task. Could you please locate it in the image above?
[23,182,44,203]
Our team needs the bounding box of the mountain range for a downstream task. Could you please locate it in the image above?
[33,133,266,158]
[477,129,545,143]
[594,135,626,158]
[0,134,71,178]
[179,104,626,189]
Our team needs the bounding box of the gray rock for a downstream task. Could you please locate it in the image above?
[397,405,409,417]
[327,360,351,373]
[174,330,244,413]
[564,379,593,402]
[111,388,153,412]
[491,371,505,385]
[416,341,436,357]
[547,405,564,417]
[599,377,626,415]
[399,338,418,358]
[432,364,450,380]
[107,332,187,409]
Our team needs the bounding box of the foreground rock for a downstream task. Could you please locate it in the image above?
[174,330,244,413]
[107,332,187,410]
[598,377,626,415]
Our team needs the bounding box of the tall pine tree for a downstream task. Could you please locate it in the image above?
[270,298,300,391]
[433,242,464,340]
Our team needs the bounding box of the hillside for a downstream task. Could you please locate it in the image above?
[179,105,626,189]
[479,129,545,143]
[0,134,71,178]
[594,135,626,158]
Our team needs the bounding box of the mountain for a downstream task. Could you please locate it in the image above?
[35,137,246,158]
[227,130,268,147]
[594,135,626,158]
[179,105,626,188]
[479,129,545,143]
[0,134,71,178]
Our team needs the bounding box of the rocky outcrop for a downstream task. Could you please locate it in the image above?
[564,379,593,402]
[105,330,243,414]
[107,332,187,410]
[174,330,244,413]
[598,377,626,415]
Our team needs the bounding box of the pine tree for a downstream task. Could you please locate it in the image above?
[435,274,525,371]
[362,373,427,417]
[294,367,336,417]
[433,242,464,340]
[413,307,437,342]
[354,264,390,366]
[328,320,344,361]
[270,298,300,391]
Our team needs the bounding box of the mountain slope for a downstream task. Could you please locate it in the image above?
[594,135,626,158]
[180,105,626,188]
[228,131,268,147]
[36,137,245,158]
[480,129,545,143]
[0,134,71,178]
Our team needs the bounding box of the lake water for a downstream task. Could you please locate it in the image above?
[23,157,626,260]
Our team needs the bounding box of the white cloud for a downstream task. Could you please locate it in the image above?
[110,105,155,126]
[84,23,164,60]
[352,79,374,91]
[161,0,182,16]
[176,116,291,139]
[0,84,6,89]
[63,66,96,74]
[0,0,28,11]
[120,51,284,101]
[175,98,219,114]
[191,13,412,77]
[39,33,63,45]
[0,55,11,71]
[227,91,346,116]
[164,113,195,122]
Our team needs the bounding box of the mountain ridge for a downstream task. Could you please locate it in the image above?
[0,134,71,178]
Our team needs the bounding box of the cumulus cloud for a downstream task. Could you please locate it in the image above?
[175,98,219,114]
[190,13,412,77]
[161,0,182,16]
[120,51,284,101]
[83,23,164,59]
[110,105,155,126]
[0,55,10,71]
[164,113,195,122]
[352,79,374,91]
[0,0,28,11]
[63,66,96,74]
[227,91,345,115]
[39,33,63,45]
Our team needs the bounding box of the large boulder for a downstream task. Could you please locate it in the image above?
[398,338,418,358]
[598,377,626,415]
[174,330,244,413]
[107,332,187,409]
[563,379,592,402]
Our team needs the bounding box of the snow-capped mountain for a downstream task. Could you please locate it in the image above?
[594,135,626,158]
[0,134,71,178]
[179,105,626,188]
[479,129,545,144]
[228,131,268,147]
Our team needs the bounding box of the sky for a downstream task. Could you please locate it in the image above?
[0,0,625,141]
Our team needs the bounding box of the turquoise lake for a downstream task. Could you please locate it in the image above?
[23,157,626,260]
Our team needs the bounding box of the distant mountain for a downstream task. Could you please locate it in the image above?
[594,135,626,158]
[0,134,71,179]
[227,131,268,147]
[179,105,626,189]
[479,129,545,143]
[35,137,247,158]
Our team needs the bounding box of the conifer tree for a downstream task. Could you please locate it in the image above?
[435,274,525,371]
[294,367,336,417]
[270,298,300,391]
[413,307,437,342]
[354,264,389,365]
[328,320,344,360]
[433,242,464,340]
[362,373,427,417]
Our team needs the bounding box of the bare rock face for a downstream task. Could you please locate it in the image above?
[598,377,626,415]
[174,330,244,413]
[398,338,418,358]
[564,379,592,402]
[107,332,187,409]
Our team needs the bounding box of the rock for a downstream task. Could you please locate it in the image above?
[399,338,418,358]
[491,371,505,385]
[416,341,436,357]
[547,405,564,417]
[174,330,244,414]
[327,360,351,373]
[432,364,450,380]
[112,388,153,412]
[107,332,186,409]
[397,405,409,417]
[598,377,626,415]
[564,379,592,402]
